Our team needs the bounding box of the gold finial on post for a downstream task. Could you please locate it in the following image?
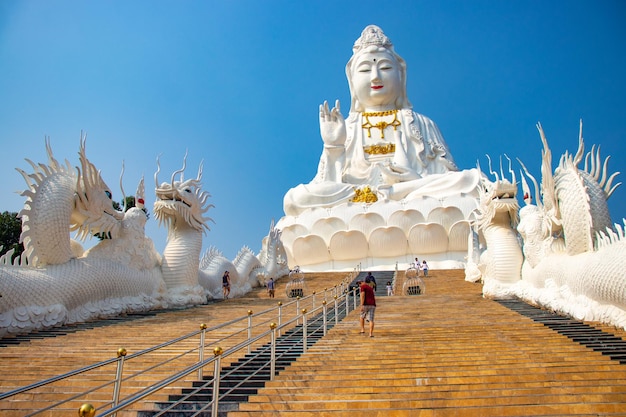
[78,403,95,417]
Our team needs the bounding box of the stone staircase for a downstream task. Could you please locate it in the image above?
[140,296,351,415]
[1,270,625,416]
[229,271,626,416]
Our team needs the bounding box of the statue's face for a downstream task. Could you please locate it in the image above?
[352,49,401,110]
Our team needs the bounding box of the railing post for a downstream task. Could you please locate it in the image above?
[270,322,277,381]
[211,347,223,417]
[312,291,316,309]
[301,309,308,353]
[198,323,207,380]
[345,289,350,314]
[247,310,253,354]
[334,295,339,325]
[277,301,282,337]
[322,301,327,336]
[296,296,300,325]
[111,348,127,416]
[353,287,358,311]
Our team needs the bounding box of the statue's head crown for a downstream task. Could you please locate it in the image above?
[353,25,393,54]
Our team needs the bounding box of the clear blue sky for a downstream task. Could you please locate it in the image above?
[1,1,625,260]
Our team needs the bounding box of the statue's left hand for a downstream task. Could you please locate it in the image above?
[379,162,420,183]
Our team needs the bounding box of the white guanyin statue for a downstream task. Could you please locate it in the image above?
[277,25,482,271]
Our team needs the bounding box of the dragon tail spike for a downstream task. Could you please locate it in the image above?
[16,167,35,190]
[583,150,591,174]
[605,170,620,194]
[616,221,625,240]
[44,136,55,162]
[572,119,585,166]
[39,162,53,178]
[537,122,552,163]
[78,133,87,163]
[79,131,87,152]
[23,158,39,173]
[587,145,595,178]
[592,145,601,181]
[599,153,609,187]
[606,180,622,199]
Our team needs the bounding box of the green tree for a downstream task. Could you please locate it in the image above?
[0,211,24,260]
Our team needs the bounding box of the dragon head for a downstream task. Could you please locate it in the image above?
[71,137,125,240]
[474,154,519,231]
[153,154,213,232]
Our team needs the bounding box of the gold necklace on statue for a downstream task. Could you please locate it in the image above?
[361,109,401,138]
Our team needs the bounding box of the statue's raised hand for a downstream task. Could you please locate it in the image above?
[319,100,346,147]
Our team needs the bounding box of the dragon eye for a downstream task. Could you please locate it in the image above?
[184,188,191,193]
[105,190,112,199]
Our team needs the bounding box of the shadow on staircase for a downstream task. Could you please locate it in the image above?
[497,298,626,365]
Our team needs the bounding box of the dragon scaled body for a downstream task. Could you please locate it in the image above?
[198,220,290,299]
[470,121,626,328]
[0,139,288,337]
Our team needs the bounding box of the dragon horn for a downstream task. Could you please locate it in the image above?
[171,151,188,187]
[504,154,515,186]
[119,160,126,212]
[154,154,162,189]
[197,160,204,182]
[485,154,499,182]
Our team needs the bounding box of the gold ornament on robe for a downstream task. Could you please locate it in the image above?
[364,143,395,155]
[352,186,378,203]
[361,109,401,138]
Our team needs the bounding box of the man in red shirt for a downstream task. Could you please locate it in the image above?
[360,276,377,337]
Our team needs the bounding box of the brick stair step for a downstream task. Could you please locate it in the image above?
[3,270,626,417]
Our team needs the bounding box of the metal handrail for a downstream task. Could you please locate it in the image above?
[101,290,352,417]
[1,271,359,416]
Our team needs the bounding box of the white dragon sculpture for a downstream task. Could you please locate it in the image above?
[0,137,289,337]
[468,121,626,329]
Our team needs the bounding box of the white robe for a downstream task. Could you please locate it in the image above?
[283,109,480,216]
